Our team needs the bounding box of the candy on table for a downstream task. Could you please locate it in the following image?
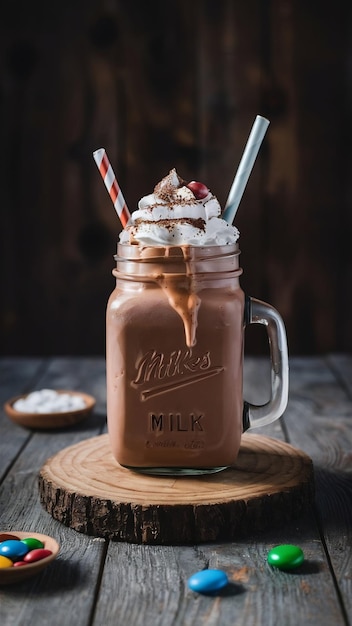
[187,569,229,594]
[267,544,305,570]
[0,536,53,569]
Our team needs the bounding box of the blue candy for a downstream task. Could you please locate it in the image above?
[0,539,30,560]
[188,569,228,594]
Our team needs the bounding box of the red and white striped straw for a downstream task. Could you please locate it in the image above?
[93,148,131,227]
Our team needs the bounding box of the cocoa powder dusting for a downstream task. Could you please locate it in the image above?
[134,217,206,231]
[154,169,187,202]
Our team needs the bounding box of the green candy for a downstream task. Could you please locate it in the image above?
[21,537,44,550]
[267,544,304,570]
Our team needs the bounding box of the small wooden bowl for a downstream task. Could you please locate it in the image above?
[4,390,96,430]
[0,531,60,585]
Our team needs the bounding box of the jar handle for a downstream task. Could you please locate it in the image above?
[243,296,289,431]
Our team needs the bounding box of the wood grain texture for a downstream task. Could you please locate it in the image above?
[0,358,45,480]
[38,433,314,544]
[94,515,346,626]
[282,355,352,623]
[0,355,349,626]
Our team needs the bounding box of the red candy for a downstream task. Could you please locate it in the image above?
[23,548,52,563]
[187,181,209,200]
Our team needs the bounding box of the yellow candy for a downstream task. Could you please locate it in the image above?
[0,555,13,568]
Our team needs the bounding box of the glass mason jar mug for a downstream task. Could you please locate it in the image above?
[106,243,289,475]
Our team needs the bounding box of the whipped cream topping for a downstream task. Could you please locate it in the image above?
[119,169,239,246]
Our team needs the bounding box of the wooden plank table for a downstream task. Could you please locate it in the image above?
[0,355,351,626]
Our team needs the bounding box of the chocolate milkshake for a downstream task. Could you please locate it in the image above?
[106,170,288,474]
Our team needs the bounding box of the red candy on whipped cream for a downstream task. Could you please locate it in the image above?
[119,169,239,246]
[186,181,209,200]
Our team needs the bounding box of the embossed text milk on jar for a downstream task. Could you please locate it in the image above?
[106,242,289,475]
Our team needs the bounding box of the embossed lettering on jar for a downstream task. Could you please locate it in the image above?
[106,244,245,475]
[106,242,288,475]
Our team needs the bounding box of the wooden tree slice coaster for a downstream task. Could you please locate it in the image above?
[38,433,314,545]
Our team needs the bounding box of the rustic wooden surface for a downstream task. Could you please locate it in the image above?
[1,1,352,356]
[1,355,352,625]
[38,433,314,544]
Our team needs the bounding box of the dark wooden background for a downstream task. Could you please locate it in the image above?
[1,0,351,356]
